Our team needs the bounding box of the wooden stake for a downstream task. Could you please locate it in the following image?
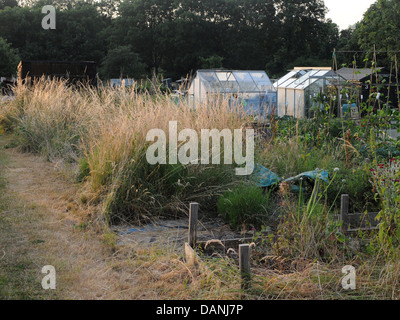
[188,202,199,248]
[341,194,349,232]
[239,244,251,290]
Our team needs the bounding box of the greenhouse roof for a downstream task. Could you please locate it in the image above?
[194,69,275,93]
[274,68,346,90]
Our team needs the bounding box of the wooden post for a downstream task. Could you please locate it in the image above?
[188,202,199,248]
[239,244,251,290]
[341,194,349,232]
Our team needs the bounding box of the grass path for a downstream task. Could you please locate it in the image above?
[0,134,139,299]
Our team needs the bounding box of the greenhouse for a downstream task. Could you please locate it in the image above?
[110,78,135,88]
[274,68,346,118]
[188,69,277,119]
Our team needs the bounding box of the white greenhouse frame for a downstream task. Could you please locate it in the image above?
[188,69,277,119]
[274,68,346,118]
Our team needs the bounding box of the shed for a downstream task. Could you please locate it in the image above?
[336,67,376,82]
[188,69,277,119]
[274,67,346,118]
[337,67,399,108]
[18,60,98,86]
[110,78,135,88]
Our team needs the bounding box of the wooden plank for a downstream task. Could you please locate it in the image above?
[347,226,379,233]
[345,212,380,229]
[188,202,199,248]
[340,194,380,232]
[196,237,255,252]
[239,244,251,290]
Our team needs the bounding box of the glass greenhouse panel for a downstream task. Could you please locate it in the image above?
[217,72,241,93]
[232,71,258,92]
[275,76,298,88]
[195,70,276,94]
[197,71,223,92]
[249,71,274,91]
[189,69,277,119]
[273,70,307,88]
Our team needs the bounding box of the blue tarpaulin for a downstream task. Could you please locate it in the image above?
[252,164,329,188]
[253,164,281,188]
[343,103,357,114]
[283,170,329,184]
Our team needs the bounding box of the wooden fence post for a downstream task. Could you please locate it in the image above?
[239,244,251,290]
[188,202,199,248]
[341,194,349,232]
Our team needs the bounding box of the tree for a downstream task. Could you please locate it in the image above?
[199,55,224,69]
[220,0,277,70]
[113,0,176,76]
[0,0,342,80]
[357,0,400,63]
[47,3,109,62]
[0,2,109,62]
[113,0,279,78]
[0,37,20,77]
[266,0,336,77]
[0,0,18,9]
[99,45,146,79]
[336,24,363,67]
[0,6,42,59]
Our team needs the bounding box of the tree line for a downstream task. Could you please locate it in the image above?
[0,0,398,81]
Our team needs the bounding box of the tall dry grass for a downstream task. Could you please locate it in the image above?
[2,79,253,225]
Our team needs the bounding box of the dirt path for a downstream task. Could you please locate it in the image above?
[0,134,142,299]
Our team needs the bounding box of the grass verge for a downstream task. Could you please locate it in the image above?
[0,135,58,299]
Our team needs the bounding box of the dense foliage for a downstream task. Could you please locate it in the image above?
[3,0,400,80]
[0,37,20,76]
[336,0,400,67]
[0,0,339,80]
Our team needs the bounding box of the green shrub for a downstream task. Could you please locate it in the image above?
[217,184,270,229]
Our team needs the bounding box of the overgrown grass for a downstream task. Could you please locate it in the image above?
[217,183,273,229]
[3,79,400,299]
[1,79,251,224]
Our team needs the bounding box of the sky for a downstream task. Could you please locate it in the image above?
[324,0,377,30]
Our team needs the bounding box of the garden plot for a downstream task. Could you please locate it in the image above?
[112,217,246,250]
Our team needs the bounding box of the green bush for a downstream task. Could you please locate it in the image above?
[217,184,270,229]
